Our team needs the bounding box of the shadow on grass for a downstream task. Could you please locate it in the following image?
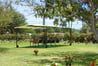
[0,47,9,53]
[73,52,98,66]
[22,52,98,66]
[20,44,68,48]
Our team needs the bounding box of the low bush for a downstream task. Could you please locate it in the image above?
[64,33,96,43]
[0,34,29,40]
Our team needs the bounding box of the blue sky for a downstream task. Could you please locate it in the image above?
[13,0,82,29]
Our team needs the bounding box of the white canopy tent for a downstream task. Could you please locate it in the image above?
[15,24,71,48]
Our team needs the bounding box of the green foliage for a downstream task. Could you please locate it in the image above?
[55,33,63,39]
[64,32,77,41]
[0,7,13,28]
[34,29,43,33]
[47,28,55,33]
[0,32,95,43]
[17,34,29,40]
[64,32,70,40]
[0,1,27,34]
[38,32,63,42]
[12,11,27,26]
[95,59,98,63]
[80,24,90,33]
[0,34,29,40]
[0,10,27,34]
[53,18,59,26]
[64,32,96,43]
[7,11,27,33]
[31,32,39,39]
[96,23,98,27]
[55,28,62,33]
[32,0,98,42]
[34,0,76,27]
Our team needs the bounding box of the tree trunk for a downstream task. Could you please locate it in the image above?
[89,9,98,43]
[88,0,98,43]
[90,23,98,43]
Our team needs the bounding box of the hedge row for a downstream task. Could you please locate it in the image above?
[0,34,29,40]
[64,32,96,43]
[31,33,63,43]
[0,33,97,43]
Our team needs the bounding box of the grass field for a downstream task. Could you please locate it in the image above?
[0,41,98,66]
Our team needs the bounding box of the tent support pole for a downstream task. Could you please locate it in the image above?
[15,29,19,48]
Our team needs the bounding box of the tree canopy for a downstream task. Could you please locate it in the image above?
[0,1,27,34]
[32,0,98,41]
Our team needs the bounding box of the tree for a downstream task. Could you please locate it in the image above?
[47,28,55,33]
[32,0,98,42]
[80,24,91,33]
[0,9,27,34]
[7,11,27,33]
[0,1,27,34]
[0,1,14,34]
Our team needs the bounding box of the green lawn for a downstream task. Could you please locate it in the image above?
[0,41,98,66]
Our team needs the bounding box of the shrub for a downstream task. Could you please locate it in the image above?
[64,32,70,40]
[0,34,29,40]
[64,33,96,43]
[39,33,63,43]
[31,33,39,40]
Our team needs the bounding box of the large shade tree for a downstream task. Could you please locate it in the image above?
[7,11,27,33]
[31,0,98,42]
[0,1,13,34]
[0,0,27,34]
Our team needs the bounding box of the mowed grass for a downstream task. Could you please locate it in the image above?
[0,41,98,66]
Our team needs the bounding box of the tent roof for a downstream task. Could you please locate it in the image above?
[15,24,71,29]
